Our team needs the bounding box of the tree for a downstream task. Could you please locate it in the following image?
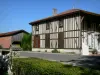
[0,45,3,49]
[21,33,32,51]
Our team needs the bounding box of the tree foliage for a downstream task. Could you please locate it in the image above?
[21,33,32,51]
[0,45,3,49]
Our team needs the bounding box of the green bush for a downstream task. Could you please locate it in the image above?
[92,49,98,54]
[21,33,32,51]
[0,45,3,49]
[52,49,60,53]
[12,58,100,75]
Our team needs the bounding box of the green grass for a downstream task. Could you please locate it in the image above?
[12,58,100,75]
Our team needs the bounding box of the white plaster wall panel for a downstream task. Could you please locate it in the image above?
[52,21,54,33]
[73,17,75,30]
[76,16,79,30]
[68,18,71,30]
[42,24,44,34]
[64,32,67,38]
[40,40,42,48]
[71,38,73,48]
[73,38,75,48]
[42,23,46,34]
[45,30,49,33]
[40,34,45,39]
[53,21,58,32]
[54,33,58,39]
[70,17,73,30]
[67,18,69,31]
[50,34,53,39]
[52,40,58,48]
[67,32,69,37]
[64,39,66,48]
[69,39,71,48]
[50,33,58,39]
[40,40,45,48]
[72,38,74,48]
[79,37,81,48]
[66,39,68,48]
[74,38,77,48]
[50,21,53,33]
[65,18,68,31]
[50,40,53,48]
[59,27,63,32]
[67,32,69,38]
[42,34,45,39]
[52,40,55,48]
[72,17,74,30]
[67,39,69,48]
[94,32,99,50]
[32,26,36,35]
[55,40,58,48]
[39,24,41,34]
[74,31,79,37]
[50,40,57,48]
[64,18,66,31]
[56,21,59,32]
[39,24,42,34]
[74,16,79,30]
[77,38,79,48]
[72,31,74,37]
[36,31,39,35]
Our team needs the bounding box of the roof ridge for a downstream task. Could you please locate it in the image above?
[29,9,100,25]
[0,30,29,37]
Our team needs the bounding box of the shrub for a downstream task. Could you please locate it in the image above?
[52,49,60,53]
[12,58,100,75]
[0,45,3,49]
[21,33,32,51]
[92,49,98,54]
[45,50,47,52]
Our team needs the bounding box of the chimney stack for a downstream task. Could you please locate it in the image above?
[53,8,57,16]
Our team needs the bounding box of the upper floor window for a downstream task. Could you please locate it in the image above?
[46,22,51,30]
[59,19,64,28]
[35,25,39,31]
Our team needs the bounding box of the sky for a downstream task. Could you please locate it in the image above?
[0,0,100,33]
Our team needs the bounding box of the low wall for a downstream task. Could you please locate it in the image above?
[32,48,80,54]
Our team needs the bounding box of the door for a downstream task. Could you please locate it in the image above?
[58,32,64,48]
[45,34,50,48]
[34,35,40,48]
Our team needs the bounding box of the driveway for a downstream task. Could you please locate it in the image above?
[19,51,81,61]
[19,51,100,70]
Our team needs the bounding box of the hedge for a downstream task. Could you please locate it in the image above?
[12,58,100,75]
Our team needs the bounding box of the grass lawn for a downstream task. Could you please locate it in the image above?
[12,57,100,75]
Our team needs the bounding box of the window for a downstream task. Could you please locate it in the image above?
[35,25,39,31]
[46,22,50,30]
[59,19,64,28]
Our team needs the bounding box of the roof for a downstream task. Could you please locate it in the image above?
[0,30,29,37]
[29,9,100,25]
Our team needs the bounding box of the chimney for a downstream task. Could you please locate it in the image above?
[53,8,57,16]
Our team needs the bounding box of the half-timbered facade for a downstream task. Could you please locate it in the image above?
[29,9,100,55]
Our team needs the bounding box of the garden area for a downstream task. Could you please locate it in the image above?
[12,57,100,75]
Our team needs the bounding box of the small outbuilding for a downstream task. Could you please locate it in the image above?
[0,30,29,53]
